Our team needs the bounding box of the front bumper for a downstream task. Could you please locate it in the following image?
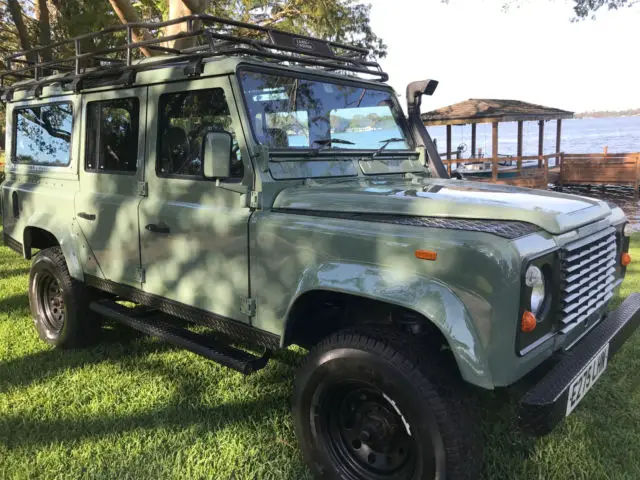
[519,293,640,436]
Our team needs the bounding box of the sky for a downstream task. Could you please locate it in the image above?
[367,0,640,113]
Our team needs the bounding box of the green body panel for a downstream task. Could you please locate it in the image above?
[0,56,628,390]
[272,178,611,235]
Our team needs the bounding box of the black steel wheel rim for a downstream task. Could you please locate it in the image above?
[312,381,428,479]
[37,272,65,333]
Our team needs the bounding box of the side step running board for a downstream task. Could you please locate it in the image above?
[90,299,270,375]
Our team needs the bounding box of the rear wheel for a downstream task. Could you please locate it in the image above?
[293,328,481,480]
[29,247,100,348]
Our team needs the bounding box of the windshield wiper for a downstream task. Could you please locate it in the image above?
[306,138,356,157]
[313,138,356,147]
[372,138,406,157]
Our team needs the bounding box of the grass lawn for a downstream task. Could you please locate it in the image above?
[1,238,639,480]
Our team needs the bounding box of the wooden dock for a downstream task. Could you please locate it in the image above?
[442,152,640,192]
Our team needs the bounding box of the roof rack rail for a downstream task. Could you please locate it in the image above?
[0,14,388,99]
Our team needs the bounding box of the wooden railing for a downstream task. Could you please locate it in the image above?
[560,152,640,191]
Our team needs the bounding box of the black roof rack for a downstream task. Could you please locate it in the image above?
[0,14,388,99]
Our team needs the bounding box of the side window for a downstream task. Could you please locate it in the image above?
[13,103,73,166]
[157,88,243,179]
[85,98,139,173]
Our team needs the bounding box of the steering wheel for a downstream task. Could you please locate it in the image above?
[311,115,331,126]
[196,125,240,156]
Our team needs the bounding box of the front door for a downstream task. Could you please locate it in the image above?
[75,87,147,286]
[139,76,253,323]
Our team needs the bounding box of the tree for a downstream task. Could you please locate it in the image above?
[498,0,639,18]
[572,0,638,18]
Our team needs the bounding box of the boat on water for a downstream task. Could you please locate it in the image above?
[454,157,540,179]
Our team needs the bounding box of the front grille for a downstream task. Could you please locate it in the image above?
[559,227,617,334]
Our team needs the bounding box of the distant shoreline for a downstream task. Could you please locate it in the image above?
[576,109,640,119]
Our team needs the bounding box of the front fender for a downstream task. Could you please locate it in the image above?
[286,261,494,389]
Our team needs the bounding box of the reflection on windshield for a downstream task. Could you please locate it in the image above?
[239,70,412,151]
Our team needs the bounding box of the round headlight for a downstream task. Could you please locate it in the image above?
[525,265,547,316]
[623,223,633,237]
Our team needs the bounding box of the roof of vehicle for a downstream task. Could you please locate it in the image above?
[421,98,574,126]
[1,14,388,102]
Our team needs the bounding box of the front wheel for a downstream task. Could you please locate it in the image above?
[293,328,481,480]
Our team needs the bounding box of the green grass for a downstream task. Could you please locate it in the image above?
[1,239,639,480]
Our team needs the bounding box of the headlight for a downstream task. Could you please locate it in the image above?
[623,223,634,237]
[525,265,547,316]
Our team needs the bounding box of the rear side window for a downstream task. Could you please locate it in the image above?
[157,88,243,179]
[85,98,139,173]
[13,103,73,166]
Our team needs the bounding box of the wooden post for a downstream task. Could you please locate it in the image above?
[543,156,549,187]
[471,123,477,158]
[559,152,564,188]
[635,154,639,198]
[555,119,562,168]
[538,120,544,168]
[446,124,452,176]
[492,122,499,182]
[516,120,523,172]
[604,146,608,156]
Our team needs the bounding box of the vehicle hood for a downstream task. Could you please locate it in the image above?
[272,178,613,235]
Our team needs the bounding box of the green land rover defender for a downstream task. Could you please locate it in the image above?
[2,15,639,480]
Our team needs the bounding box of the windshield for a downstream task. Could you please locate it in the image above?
[238,70,412,152]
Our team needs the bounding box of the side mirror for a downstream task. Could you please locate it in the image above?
[202,130,233,179]
[406,79,439,112]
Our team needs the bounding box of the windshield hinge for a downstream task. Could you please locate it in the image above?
[136,266,146,284]
[249,191,262,209]
[240,297,256,317]
[137,181,148,197]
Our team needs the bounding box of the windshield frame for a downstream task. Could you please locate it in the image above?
[235,65,416,155]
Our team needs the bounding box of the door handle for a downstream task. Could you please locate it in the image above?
[145,223,170,234]
[77,212,96,221]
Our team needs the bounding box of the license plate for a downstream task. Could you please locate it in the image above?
[566,343,609,416]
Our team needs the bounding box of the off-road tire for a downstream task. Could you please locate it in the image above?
[28,247,100,348]
[293,327,482,480]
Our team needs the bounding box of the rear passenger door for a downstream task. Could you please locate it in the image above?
[75,88,147,287]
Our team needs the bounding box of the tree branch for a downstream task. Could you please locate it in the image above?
[107,0,157,57]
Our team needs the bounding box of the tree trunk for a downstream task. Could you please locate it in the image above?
[35,0,52,63]
[166,0,208,51]
[108,0,158,57]
[7,0,32,54]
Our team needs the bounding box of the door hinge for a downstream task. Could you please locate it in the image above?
[249,191,262,209]
[240,297,256,317]
[136,267,146,284]
[137,181,148,197]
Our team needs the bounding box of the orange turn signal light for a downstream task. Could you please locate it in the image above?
[622,252,632,267]
[521,311,537,333]
[415,250,438,261]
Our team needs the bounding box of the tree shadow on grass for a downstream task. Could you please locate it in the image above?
[0,391,288,449]
[0,266,30,281]
[0,292,30,313]
[0,324,175,394]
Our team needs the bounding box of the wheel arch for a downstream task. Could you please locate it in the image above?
[281,263,494,389]
[22,213,86,281]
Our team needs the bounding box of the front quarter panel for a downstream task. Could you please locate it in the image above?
[250,211,526,389]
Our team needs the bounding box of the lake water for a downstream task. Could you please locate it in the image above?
[427,116,640,156]
[292,116,640,155]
